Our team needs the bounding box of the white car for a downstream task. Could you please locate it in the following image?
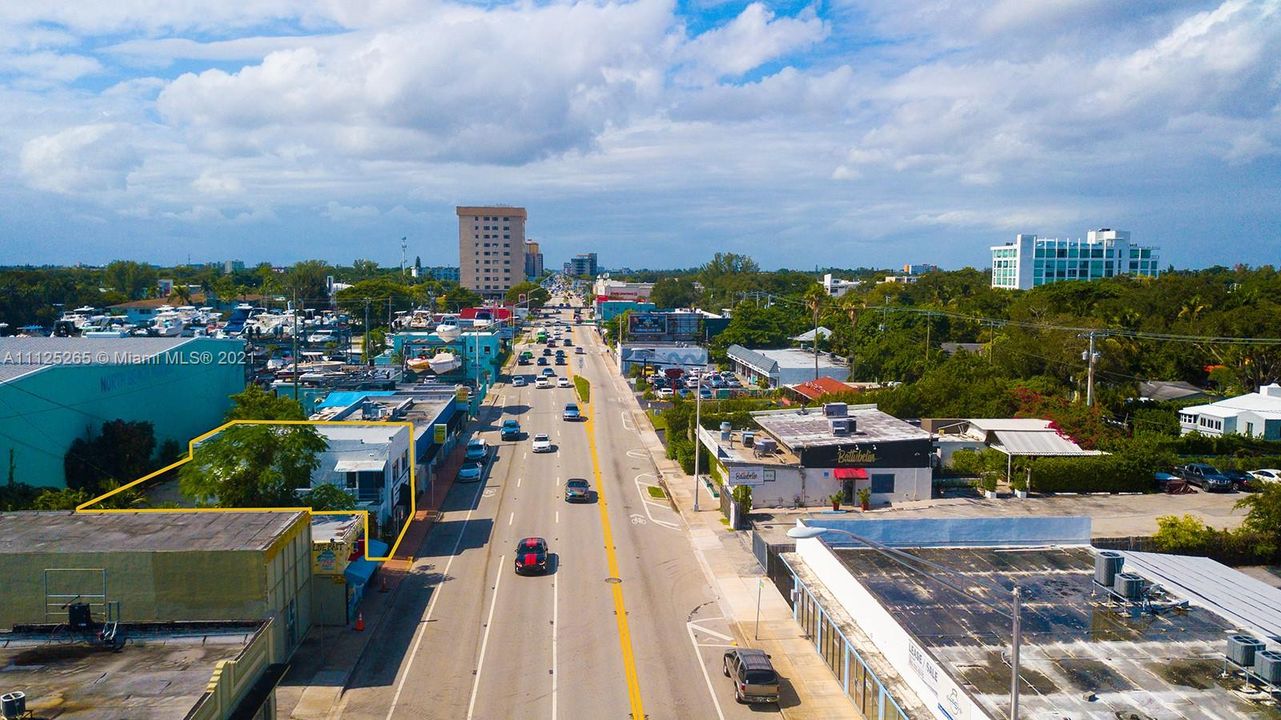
[656,388,674,399]
[557,377,571,388]
[536,377,552,389]
[531,433,554,453]
[512,376,527,387]
[1248,469,1281,484]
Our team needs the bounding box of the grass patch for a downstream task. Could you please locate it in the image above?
[719,517,730,527]
[646,485,667,499]
[646,410,667,431]
[573,375,590,404]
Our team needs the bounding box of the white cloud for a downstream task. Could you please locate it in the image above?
[19,123,141,194]
[678,3,827,84]
[0,50,102,82]
[322,200,379,221]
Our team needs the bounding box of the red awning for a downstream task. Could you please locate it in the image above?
[833,467,868,480]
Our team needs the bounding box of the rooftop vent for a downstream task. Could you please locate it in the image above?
[1256,650,1281,684]
[830,418,851,436]
[1226,635,1265,667]
[823,403,847,417]
[1094,551,1124,588]
[1,692,27,719]
[755,437,777,456]
[742,432,756,448]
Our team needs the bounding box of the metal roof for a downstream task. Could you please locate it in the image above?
[0,336,239,384]
[1119,551,1281,644]
[0,511,305,554]
[991,429,1104,456]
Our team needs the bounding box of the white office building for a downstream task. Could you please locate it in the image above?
[990,229,1159,290]
[1179,383,1281,440]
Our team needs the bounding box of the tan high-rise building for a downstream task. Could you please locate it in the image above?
[457,206,527,299]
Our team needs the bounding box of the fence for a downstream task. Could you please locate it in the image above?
[751,530,797,606]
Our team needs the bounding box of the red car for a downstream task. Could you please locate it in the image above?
[513,537,549,575]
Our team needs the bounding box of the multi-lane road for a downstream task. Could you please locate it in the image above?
[335,299,777,719]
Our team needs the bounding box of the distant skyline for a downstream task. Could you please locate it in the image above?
[0,1,1278,270]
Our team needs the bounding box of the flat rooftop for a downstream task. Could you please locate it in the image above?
[753,406,929,449]
[700,426,800,466]
[837,546,1278,720]
[0,511,305,554]
[0,336,208,382]
[0,625,259,719]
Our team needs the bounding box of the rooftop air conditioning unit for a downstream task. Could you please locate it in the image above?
[742,432,756,448]
[823,403,848,418]
[1255,650,1281,684]
[1113,572,1145,601]
[830,418,851,436]
[1227,635,1266,667]
[1094,551,1124,588]
[755,438,777,456]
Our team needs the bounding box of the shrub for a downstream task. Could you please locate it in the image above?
[1028,454,1155,494]
[731,485,753,515]
[573,376,590,404]
[1153,514,1280,566]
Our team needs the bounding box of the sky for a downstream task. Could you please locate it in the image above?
[0,0,1277,271]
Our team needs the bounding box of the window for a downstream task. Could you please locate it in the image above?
[1246,422,1254,436]
[345,472,357,488]
[870,474,895,494]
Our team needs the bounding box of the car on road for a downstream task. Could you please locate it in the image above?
[723,648,780,705]
[536,377,552,389]
[500,419,522,440]
[456,460,485,483]
[563,403,581,421]
[513,537,550,575]
[555,356,566,365]
[1176,462,1234,492]
[531,433,553,453]
[557,377,571,388]
[537,356,548,366]
[575,346,585,354]
[542,368,555,377]
[563,338,573,347]
[464,438,488,462]
[564,478,590,502]
[1249,468,1281,484]
[543,348,553,356]
[517,356,530,365]
[512,376,527,387]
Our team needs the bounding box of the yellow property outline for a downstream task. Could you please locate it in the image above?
[76,419,420,562]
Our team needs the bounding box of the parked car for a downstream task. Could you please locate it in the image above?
[656,388,674,399]
[457,460,485,483]
[1248,468,1281,484]
[464,438,488,462]
[1176,462,1234,492]
[564,478,591,502]
[1220,469,1252,491]
[722,648,781,705]
[531,433,553,453]
[500,419,522,440]
[563,403,581,421]
[513,537,550,575]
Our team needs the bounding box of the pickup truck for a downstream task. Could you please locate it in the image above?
[1175,463,1234,492]
[500,419,522,441]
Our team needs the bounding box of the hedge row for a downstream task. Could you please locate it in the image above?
[1028,453,1158,494]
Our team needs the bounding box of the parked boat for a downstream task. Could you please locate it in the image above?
[427,351,461,374]
[435,323,461,341]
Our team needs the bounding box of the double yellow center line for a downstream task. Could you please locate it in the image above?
[571,328,645,718]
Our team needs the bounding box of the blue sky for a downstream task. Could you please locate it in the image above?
[0,0,1277,271]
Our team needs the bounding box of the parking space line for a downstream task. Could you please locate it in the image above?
[466,557,505,720]
[686,621,728,720]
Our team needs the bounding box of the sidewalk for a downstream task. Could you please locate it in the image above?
[627,407,859,718]
[281,392,503,720]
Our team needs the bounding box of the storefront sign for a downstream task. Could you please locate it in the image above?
[836,449,877,464]
[728,466,765,485]
[434,423,447,443]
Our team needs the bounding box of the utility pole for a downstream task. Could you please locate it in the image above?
[813,301,820,382]
[925,311,931,365]
[693,372,703,511]
[400,237,407,277]
[1084,332,1099,406]
[292,291,300,402]
[1010,586,1022,720]
[363,300,370,365]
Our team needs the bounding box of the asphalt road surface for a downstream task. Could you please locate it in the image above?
[335,299,777,719]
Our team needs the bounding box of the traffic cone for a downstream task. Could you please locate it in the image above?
[354,612,365,632]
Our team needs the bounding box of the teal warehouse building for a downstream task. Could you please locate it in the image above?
[0,336,247,488]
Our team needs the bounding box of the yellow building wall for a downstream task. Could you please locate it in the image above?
[188,620,277,720]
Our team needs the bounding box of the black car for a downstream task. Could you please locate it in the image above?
[1221,469,1252,491]
[1179,463,1234,492]
[514,537,549,575]
[537,356,548,366]
[543,348,553,356]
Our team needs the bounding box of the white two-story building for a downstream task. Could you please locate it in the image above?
[1179,383,1281,440]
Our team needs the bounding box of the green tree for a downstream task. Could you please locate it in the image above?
[63,419,157,495]
[285,260,331,302]
[650,277,699,309]
[439,284,483,311]
[103,260,158,300]
[225,384,307,421]
[178,424,326,507]
[33,487,91,510]
[307,483,358,511]
[1235,484,1281,543]
[506,281,551,309]
[351,258,381,281]
[335,279,416,326]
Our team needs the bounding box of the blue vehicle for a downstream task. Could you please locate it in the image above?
[464,438,488,462]
[563,403,581,421]
[501,419,522,440]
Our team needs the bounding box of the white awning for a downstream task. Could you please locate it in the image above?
[334,458,387,473]
[991,430,1104,457]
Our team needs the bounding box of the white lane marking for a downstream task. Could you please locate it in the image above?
[466,559,505,720]
[555,511,559,524]
[552,574,559,720]
[385,479,489,719]
[556,476,561,486]
[508,511,514,526]
[688,621,734,643]
[620,410,634,431]
[632,473,681,530]
[686,621,728,720]
[625,449,647,459]
[517,477,522,488]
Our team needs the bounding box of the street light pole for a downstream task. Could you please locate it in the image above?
[788,525,1023,720]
